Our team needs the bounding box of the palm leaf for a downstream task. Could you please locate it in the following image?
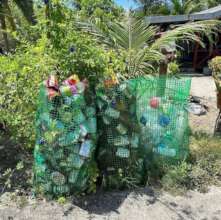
[151,20,221,52]
[171,0,183,15]
[76,14,221,78]
[184,0,202,14]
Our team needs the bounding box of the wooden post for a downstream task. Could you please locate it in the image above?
[158,48,170,97]
[158,43,176,97]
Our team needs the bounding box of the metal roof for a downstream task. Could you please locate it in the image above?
[146,5,221,24]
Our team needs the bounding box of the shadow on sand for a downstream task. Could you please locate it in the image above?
[66,187,158,216]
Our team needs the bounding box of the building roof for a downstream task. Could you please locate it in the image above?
[146,5,221,24]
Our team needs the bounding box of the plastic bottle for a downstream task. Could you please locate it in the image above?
[153,144,176,157]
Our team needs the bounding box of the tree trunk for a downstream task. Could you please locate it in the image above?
[13,0,37,25]
[45,0,51,39]
[157,61,167,97]
[4,0,16,31]
[159,62,168,75]
[0,0,10,51]
[143,5,148,15]
[0,17,9,51]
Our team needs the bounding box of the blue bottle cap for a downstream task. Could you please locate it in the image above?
[159,115,170,127]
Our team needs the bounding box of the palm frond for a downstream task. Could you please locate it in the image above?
[76,14,221,78]
[75,19,117,49]
[76,14,161,77]
[77,13,158,51]
[171,0,183,15]
[151,20,221,52]
[183,0,201,14]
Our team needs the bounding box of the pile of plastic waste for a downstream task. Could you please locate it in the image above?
[34,75,191,194]
[96,80,145,188]
[135,77,190,162]
[33,75,98,197]
[96,77,191,188]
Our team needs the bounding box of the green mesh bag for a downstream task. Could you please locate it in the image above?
[33,83,98,197]
[96,80,145,189]
[96,76,191,189]
[135,77,191,164]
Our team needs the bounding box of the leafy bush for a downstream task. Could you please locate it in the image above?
[0,0,124,149]
[209,56,221,91]
[0,33,118,148]
[0,37,55,147]
[73,0,123,20]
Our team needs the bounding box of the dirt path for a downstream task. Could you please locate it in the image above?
[0,186,221,220]
[189,76,219,134]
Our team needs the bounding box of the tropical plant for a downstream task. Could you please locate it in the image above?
[170,0,205,15]
[164,0,221,16]
[71,0,123,20]
[134,0,221,16]
[43,0,120,82]
[199,0,221,9]
[134,0,169,15]
[209,56,221,91]
[0,37,56,147]
[0,0,36,51]
[168,61,180,75]
[77,13,221,79]
[0,1,119,148]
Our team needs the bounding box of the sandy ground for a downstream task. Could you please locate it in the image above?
[0,76,221,220]
[189,76,219,134]
[1,186,221,220]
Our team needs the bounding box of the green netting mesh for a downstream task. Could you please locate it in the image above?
[33,75,191,194]
[96,76,191,189]
[33,82,98,197]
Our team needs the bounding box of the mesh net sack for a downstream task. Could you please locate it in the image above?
[33,75,98,197]
[96,76,191,189]
[96,80,144,188]
[135,77,191,163]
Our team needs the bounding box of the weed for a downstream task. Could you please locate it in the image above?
[157,134,221,194]
[57,196,67,205]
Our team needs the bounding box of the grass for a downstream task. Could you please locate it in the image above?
[156,133,221,194]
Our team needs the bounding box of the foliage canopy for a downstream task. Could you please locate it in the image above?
[0,0,221,148]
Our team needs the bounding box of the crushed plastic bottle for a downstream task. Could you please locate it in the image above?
[153,145,176,157]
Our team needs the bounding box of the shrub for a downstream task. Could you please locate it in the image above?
[0,31,119,148]
[0,37,55,148]
[209,56,221,91]
[0,0,124,148]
